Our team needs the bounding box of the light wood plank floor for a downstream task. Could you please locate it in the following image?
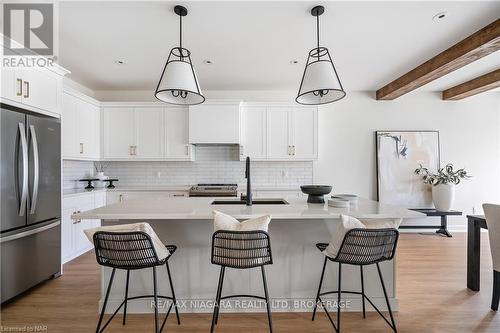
[1,233,499,332]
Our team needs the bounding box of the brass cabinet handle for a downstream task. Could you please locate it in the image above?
[23,81,29,98]
[129,146,133,156]
[79,143,84,154]
[293,145,296,155]
[133,146,137,156]
[16,78,23,96]
[185,145,190,156]
[239,145,244,156]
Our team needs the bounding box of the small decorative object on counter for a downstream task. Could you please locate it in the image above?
[79,179,99,190]
[414,163,471,211]
[328,198,350,208]
[331,194,358,205]
[300,185,332,204]
[104,179,119,189]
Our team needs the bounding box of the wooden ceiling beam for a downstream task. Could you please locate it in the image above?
[442,69,500,100]
[376,19,500,100]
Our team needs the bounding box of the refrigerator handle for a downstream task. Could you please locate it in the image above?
[18,123,28,216]
[29,125,39,214]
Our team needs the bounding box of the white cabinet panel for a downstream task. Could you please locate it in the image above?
[189,103,241,144]
[241,107,266,160]
[62,93,78,158]
[0,68,22,103]
[292,107,317,159]
[77,99,100,159]
[165,107,192,159]
[134,107,164,158]
[267,107,291,159]
[102,107,134,159]
[62,92,100,160]
[20,68,59,114]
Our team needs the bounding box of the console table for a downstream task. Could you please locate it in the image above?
[467,215,487,291]
[403,209,463,237]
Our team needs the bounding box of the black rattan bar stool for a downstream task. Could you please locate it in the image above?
[93,231,181,333]
[312,228,399,333]
[210,230,273,333]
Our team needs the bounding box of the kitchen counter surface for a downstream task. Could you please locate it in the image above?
[73,197,424,220]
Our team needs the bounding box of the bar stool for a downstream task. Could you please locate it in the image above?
[312,228,399,333]
[210,230,273,333]
[92,231,181,333]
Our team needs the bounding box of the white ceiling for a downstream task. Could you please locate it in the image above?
[58,1,500,93]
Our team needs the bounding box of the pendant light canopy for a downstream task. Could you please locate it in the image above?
[155,5,205,105]
[296,6,345,105]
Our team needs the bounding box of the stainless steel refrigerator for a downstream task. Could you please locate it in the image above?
[1,104,61,303]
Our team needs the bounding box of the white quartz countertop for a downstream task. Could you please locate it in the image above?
[72,197,425,220]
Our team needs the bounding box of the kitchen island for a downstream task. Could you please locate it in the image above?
[74,197,423,314]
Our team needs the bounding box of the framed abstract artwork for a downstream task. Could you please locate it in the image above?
[376,130,440,208]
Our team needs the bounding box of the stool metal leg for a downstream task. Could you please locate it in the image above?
[261,266,273,333]
[337,263,342,333]
[165,261,181,325]
[153,266,159,333]
[214,267,225,325]
[210,266,225,333]
[312,257,328,321]
[376,263,397,333]
[96,268,116,333]
[360,265,366,319]
[123,270,130,325]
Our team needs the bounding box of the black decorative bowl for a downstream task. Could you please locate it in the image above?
[300,185,333,204]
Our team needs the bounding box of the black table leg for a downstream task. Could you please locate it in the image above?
[436,215,452,237]
[467,217,481,291]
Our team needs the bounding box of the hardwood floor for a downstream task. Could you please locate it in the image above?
[1,233,499,332]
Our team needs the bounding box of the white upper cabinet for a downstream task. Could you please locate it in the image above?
[102,105,193,161]
[241,104,318,161]
[62,90,100,160]
[102,107,134,159]
[291,107,318,159]
[267,107,292,159]
[189,102,241,144]
[240,107,267,160]
[134,108,164,158]
[1,66,67,116]
[165,107,193,160]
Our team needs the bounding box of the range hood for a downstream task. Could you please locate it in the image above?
[189,101,242,145]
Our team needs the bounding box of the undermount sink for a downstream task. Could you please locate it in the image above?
[211,199,289,205]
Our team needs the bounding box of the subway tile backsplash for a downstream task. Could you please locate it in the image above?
[63,146,312,189]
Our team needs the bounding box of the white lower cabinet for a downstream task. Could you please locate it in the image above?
[62,192,106,264]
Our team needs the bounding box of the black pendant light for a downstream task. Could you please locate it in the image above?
[155,5,205,105]
[296,5,346,105]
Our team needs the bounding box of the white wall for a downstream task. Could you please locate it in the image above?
[314,91,500,230]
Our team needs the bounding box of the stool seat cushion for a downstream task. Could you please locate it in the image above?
[323,214,366,259]
[84,222,170,261]
[213,210,271,232]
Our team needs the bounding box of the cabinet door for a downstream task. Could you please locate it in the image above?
[241,107,266,160]
[62,93,78,158]
[291,107,318,159]
[77,100,100,159]
[74,200,94,254]
[134,107,164,158]
[0,68,22,103]
[20,68,59,114]
[267,107,292,159]
[102,107,134,159]
[165,107,192,159]
[61,205,76,263]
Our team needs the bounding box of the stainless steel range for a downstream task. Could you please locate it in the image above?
[189,184,238,197]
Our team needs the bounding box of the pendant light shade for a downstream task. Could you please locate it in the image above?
[296,6,345,105]
[155,5,205,105]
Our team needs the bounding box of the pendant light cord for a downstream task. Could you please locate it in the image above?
[179,14,183,57]
[316,14,320,59]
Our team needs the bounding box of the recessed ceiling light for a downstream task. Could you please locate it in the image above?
[433,11,448,22]
[114,60,126,65]
[290,60,299,65]
[203,60,213,65]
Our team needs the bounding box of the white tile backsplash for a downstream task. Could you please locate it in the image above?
[63,146,312,189]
